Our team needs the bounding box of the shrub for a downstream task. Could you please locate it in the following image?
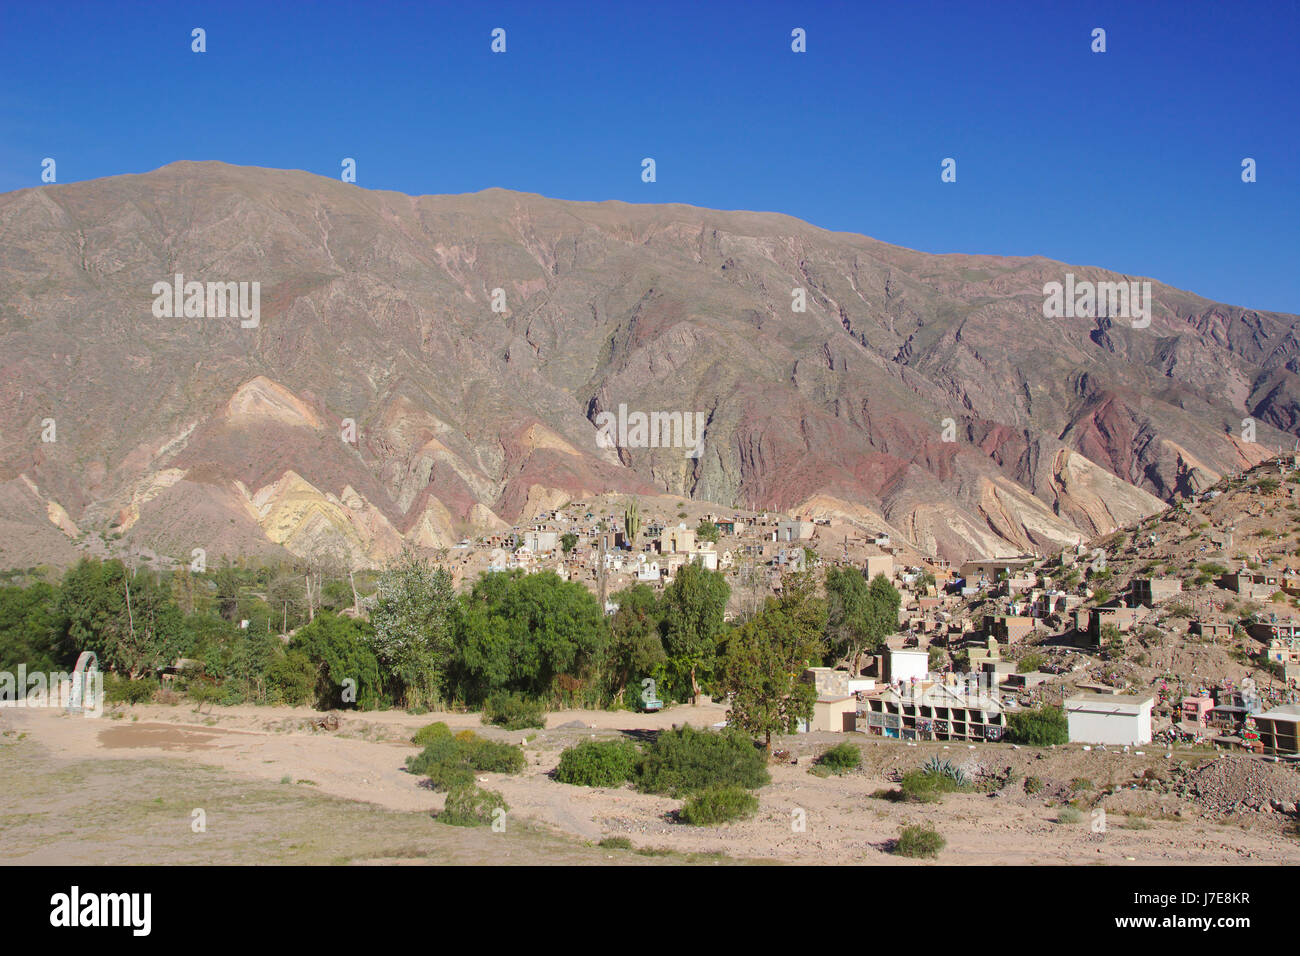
[635,726,769,796]
[187,682,224,711]
[1024,776,1043,794]
[1070,777,1094,791]
[814,742,862,775]
[555,738,642,787]
[921,756,971,787]
[896,769,967,803]
[1017,653,1046,673]
[677,786,759,826]
[105,674,158,705]
[1056,806,1083,824]
[1006,706,1069,746]
[406,730,526,791]
[598,836,632,849]
[481,691,547,731]
[439,785,508,827]
[894,823,945,859]
[412,721,453,746]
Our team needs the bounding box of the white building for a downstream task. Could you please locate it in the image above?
[886,648,929,685]
[1065,693,1154,746]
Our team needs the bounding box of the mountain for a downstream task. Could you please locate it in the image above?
[0,161,1296,570]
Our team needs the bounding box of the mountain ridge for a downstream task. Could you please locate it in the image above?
[1,161,1295,570]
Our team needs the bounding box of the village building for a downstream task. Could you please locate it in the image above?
[777,519,815,542]
[1246,704,1300,756]
[1226,570,1281,601]
[857,680,1007,742]
[1065,693,1155,746]
[1130,576,1183,607]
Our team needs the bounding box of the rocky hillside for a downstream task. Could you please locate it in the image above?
[0,162,1296,569]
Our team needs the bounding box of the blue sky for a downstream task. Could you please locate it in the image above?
[2,0,1297,312]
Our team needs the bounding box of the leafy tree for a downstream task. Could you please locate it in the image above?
[0,582,61,672]
[560,532,579,554]
[719,570,826,749]
[864,572,901,648]
[55,559,189,678]
[826,569,900,676]
[695,520,720,544]
[606,584,666,703]
[662,563,730,705]
[824,566,870,674]
[369,546,456,708]
[266,648,318,706]
[451,570,607,702]
[291,611,383,708]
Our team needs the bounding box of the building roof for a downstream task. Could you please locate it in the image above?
[1257,704,1300,722]
[1065,693,1154,714]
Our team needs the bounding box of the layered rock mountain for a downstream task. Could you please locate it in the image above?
[0,161,1295,569]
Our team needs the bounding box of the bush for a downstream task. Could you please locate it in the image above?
[481,691,547,731]
[105,674,158,705]
[1006,706,1069,746]
[921,755,971,787]
[677,785,759,826]
[187,682,224,711]
[406,730,526,791]
[1024,776,1043,795]
[635,726,770,797]
[1018,653,1046,673]
[894,823,945,859]
[411,721,453,746]
[439,784,508,827]
[814,742,862,775]
[555,738,641,787]
[897,769,967,803]
[1056,806,1083,824]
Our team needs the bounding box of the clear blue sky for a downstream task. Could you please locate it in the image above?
[2,0,1297,312]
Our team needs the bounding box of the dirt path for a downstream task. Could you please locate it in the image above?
[4,699,1298,865]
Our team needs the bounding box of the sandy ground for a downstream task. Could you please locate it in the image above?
[3,698,1299,865]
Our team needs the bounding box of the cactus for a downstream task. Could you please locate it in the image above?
[624,498,641,547]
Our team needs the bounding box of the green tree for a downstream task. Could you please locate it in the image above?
[451,570,608,702]
[606,584,666,703]
[695,520,721,544]
[864,572,901,650]
[292,611,383,708]
[560,532,579,554]
[55,559,188,678]
[0,582,61,672]
[369,546,456,708]
[662,562,730,705]
[719,570,826,749]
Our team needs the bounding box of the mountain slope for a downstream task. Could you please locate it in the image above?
[0,162,1295,569]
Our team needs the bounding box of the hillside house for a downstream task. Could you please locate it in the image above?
[1191,619,1234,640]
[1131,576,1183,607]
[1226,571,1280,601]
[1065,693,1154,746]
[777,519,815,542]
